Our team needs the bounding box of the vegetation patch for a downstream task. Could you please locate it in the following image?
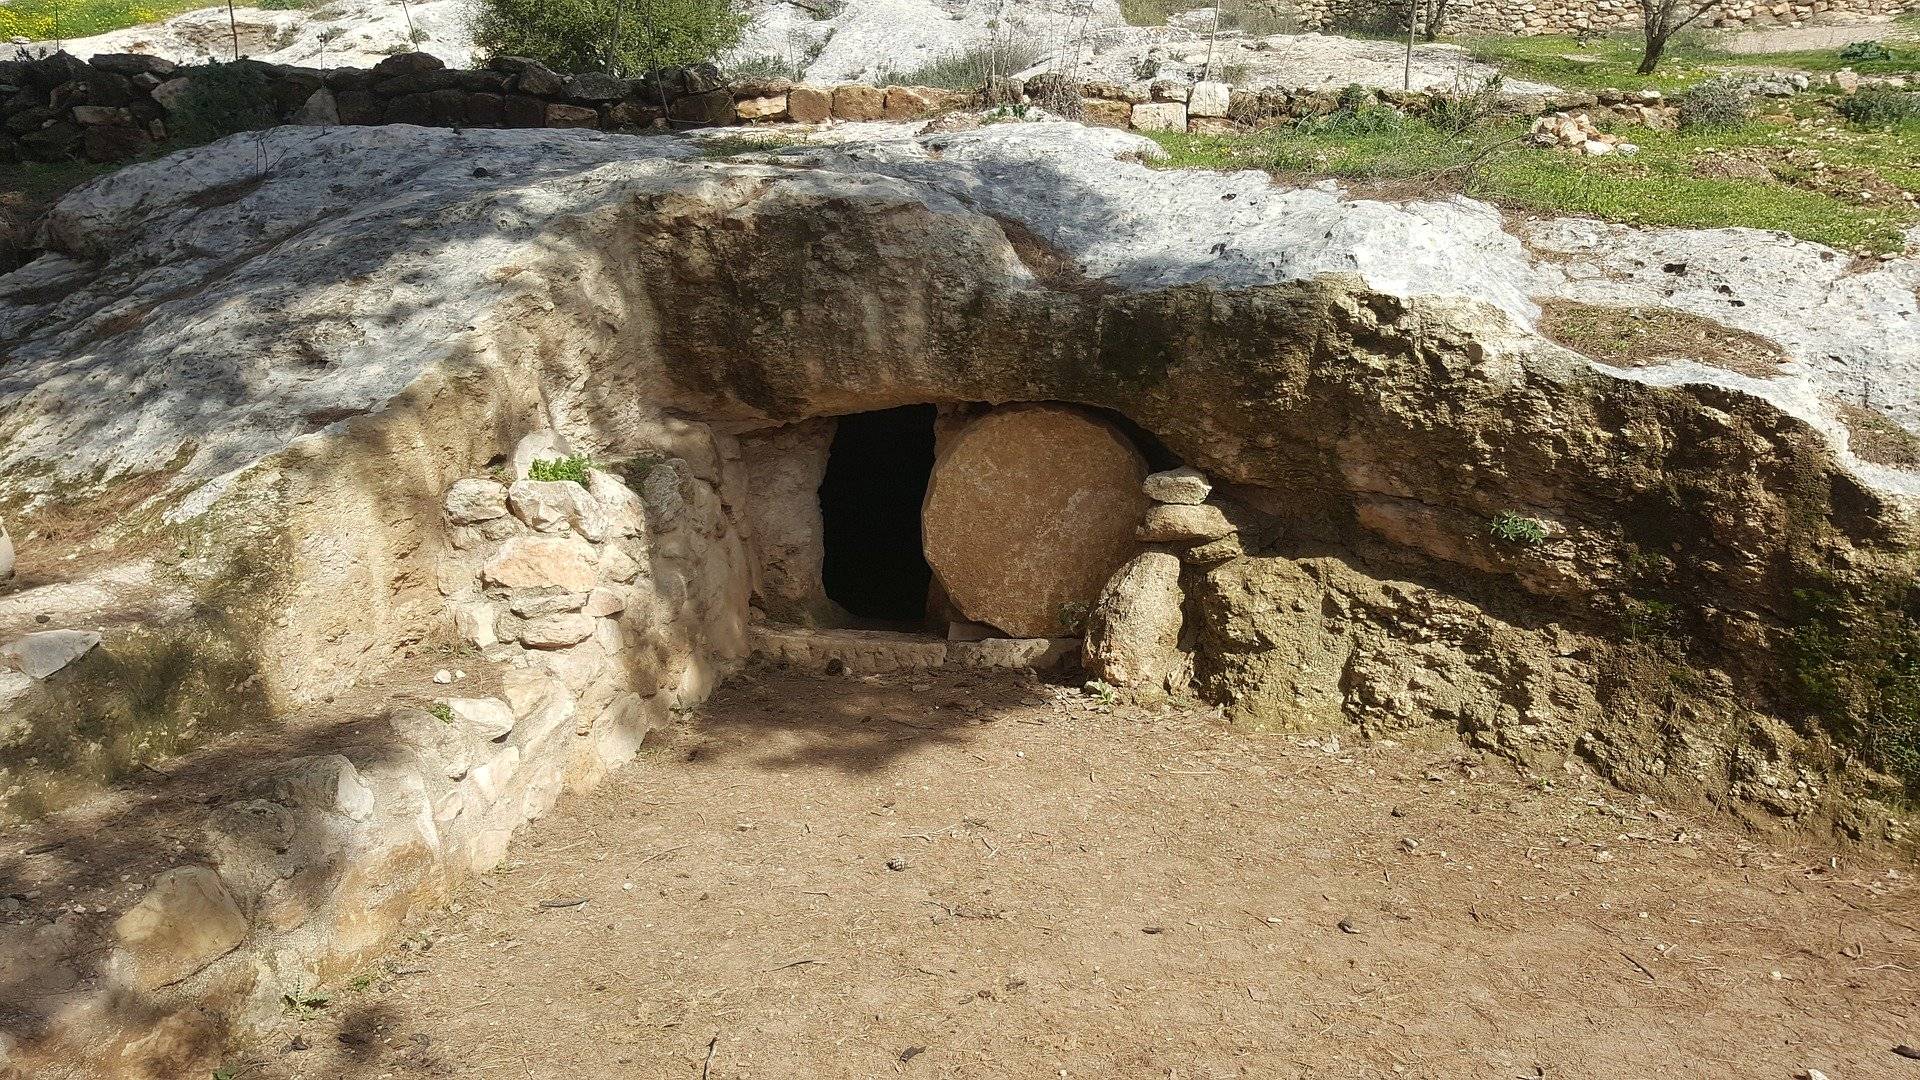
[527,454,594,484]
[1144,99,1919,252]
[696,132,807,158]
[1537,299,1788,378]
[1789,571,1920,791]
[1837,403,1920,469]
[874,39,1042,90]
[0,0,225,40]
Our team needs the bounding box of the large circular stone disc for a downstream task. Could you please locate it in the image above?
[922,404,1149,638]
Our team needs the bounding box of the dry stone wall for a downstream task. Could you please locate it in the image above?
[0,48,969,165]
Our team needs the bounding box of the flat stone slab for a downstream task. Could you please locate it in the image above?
[749,626,1077,674]
[0,629,102,679]
[922,404,1150,639]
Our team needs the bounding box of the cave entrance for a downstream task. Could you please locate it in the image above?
[818,404,937,627]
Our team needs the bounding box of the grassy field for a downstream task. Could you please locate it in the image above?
[1467,22,1920,94]
[0,0,312,42]
[1146,100,1920,253]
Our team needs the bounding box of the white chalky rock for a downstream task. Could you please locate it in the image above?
[0,516,12,581]
[1187,80,1231,118]
[112,866,248,991]
[482,536,598,593]
[1143,466,1212,505]
[444,478,509,524]
[1130,102,1187,132]
[447,696,515,740]
[518,612,596,649]
[586,468,647,538]
[510,430,570,480]
[1137,503,1235,543]
[0,630,102,679]
[266,754,375,820]
[507,479,606,539]
[0,670,31,711]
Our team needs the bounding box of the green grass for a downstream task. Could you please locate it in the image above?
[1145,110,1920,253]
[0,0,215,40]
[0,0,322,40]
[1467,29,1920,94]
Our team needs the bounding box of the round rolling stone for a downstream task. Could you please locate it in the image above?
[922,404,1149,639]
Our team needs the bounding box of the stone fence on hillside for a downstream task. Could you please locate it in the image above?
[1305,0,1917,36]
[0,45,1899,168]
[0,50,974,165]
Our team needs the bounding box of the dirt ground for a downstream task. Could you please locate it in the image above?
[241,668,1920,1080]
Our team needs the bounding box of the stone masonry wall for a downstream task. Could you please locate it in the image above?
[0,49,969,165]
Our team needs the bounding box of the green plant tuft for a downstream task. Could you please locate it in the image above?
[1789,574,1920,789]
[469,0,748,75]
[1838,89,1920,127]
[1489,511,1549,546]
[527,454,593,485]
[167,63,279,147]
[1838,40,1893,63]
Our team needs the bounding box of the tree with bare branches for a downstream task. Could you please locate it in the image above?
[1637,0,1723,74]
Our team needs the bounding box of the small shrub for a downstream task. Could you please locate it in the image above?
[1675,76,1751,130]
[728,53,806,81]
[430,703,454,724]
[1326,0,1405,37]
[1084,680,1117,706]
[1790,576,1920,788]
[1058,600,1092,635]
[1489,511,1549,546]
[1837,40,1893,63]
[527,454,593,484]
[1838,89,1920,127]
[469,0,748,75]
[1622,596,1681,641]
[1295,86,1410,137]
[873,38,1043,90]
[168,63,279,146]
[1425,74,1503,137]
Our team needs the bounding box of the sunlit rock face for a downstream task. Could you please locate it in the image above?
[1,119,1917,1078]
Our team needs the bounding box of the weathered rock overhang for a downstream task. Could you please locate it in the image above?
[2,122,1918,1077]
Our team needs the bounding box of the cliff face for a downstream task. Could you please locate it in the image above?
[0,119,1916,1075]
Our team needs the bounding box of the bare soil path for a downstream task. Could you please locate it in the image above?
[246,668,1920,1080]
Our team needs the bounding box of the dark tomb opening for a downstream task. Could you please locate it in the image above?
[818,405,938,625]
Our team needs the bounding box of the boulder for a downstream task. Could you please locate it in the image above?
[1187,80,1231,118]
[1144,466,1211,505]
[1138,503,1234,543]
[445,478,509,524]
[545,103,600,128]
[787,85,832,123]
[482,536,598,592]
[290,87,339,126]
[447,696,515,740]
[736,94,789,122]
[1130,102,1186,132]
[882,86,934,120]
[507,479,606,539]
[831,84,885,121]
[112,866,247,990]
[922,404,1149,638]
[0,516,11,581]
[668,89,735,126]
[371,51,444,77]
[0,629,101,679]
[1082,551,1185,692]
[517,612,596,648]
